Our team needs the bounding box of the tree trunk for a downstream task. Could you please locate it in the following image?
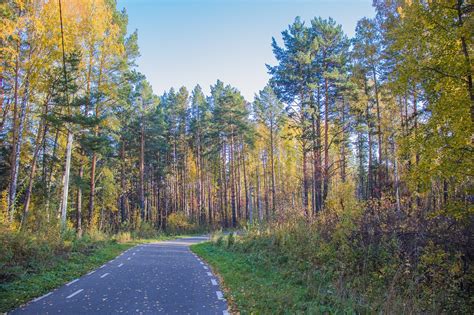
[8,38,20,219]
[241,144,249,221]
[88,55,104,227]
[393,139,401,212]
[22,95,48,228]
[256,166,262,223]
[340,98,346,182]
[270,121,277,214]
[302,148,309,216]
[139,105,145,219]
[323,77,329,204]
[262,153,269,221]
[60,131,73,229]
[230,134,237,227]
[76,165,83,236]
[456,0,474,124]
[120,138,127,222]
[89,152,97,226]
[365,78,374,198]
[8,79,29,222]
[373,68,383,191]
[312,90,322,213]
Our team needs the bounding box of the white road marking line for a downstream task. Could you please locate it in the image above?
[66,279,79,286]
[100,273,110,278]
[87,270,95,276]
[118,263,124,267]
[132,252,136,255]
[127,257,131,260]
[203,266,209,270]
[216,291,224,300]
[211,279,218,285]
[33,292,52,302]
[66,289,83,299]
[199,262,204,265]
[99,264,106,268]
[207,272,212,276]
[223,311,230,315]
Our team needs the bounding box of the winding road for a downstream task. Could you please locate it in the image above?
[11,236,228,314]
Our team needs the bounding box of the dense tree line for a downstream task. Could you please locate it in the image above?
[0,0,471,244]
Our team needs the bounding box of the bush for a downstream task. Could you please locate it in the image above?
[114,231,132,243]
[132,222,162,239]
[212,202,473,313]
[227,232,235,248]
[0,225,112,283]
[166,212,195,234]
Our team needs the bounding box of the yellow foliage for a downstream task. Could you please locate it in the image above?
[0,190,8,226]
[167,212,193,233]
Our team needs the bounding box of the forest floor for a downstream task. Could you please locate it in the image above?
[0,233,198,312]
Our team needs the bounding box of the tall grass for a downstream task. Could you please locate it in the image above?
[211,199,472,313]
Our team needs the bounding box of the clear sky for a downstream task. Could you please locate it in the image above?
[117,0,375,101]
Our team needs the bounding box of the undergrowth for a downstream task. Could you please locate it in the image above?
[193,203,473,314]
[0,219,207,312]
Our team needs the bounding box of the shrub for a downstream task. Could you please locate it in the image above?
[132,222,161,239]
[166,212,195,234]
[114,231,132,243]
[0,225,113,283]
[213,201,473,313]
[227,232,235,248]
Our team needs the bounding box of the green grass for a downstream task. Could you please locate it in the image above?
[0,234,194,313]
[191,241,340,314]
[0,240,131,312]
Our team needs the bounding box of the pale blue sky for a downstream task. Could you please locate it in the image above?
[117,0,375,100]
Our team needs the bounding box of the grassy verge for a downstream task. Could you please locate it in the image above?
[0,234,193,312]
[191,241,341,314]
[192,221,472,314]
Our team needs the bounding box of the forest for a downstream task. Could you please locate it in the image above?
[0,0,472,313]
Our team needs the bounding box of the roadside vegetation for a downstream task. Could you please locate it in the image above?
[0,216,203,312]
[193,211,472,314]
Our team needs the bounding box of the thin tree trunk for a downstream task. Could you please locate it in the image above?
[89,152,97,225]
[22,94,48,228]
[323,77,330,204]
[76,165,83,235]
[270,121,276,214]
[312,90,322,213]
[139,108,145,219]
[302,148,309,216]
[120,138,127,222]
[241,144,249,221]
[373,68,383,191]
[263,153,269,221]
[256,166,262,223]
[8,37,20,219]
[60,131,73,229]
[365,78,374,198]
[230,134,237,227]
[9,79,29,222]
[340,98,346,182]
[456,0,473,124]
[393,139,401,212]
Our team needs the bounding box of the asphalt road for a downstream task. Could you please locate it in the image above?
[11,236,228,315]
